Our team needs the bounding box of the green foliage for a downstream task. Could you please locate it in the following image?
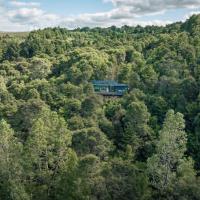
[1,15,200,199]
[24,108,77,199]
[72,127,112,159]
[147,110,198,199]
[124,100,154,160]
[0,120,29,200]
[29,57,51,80]
[102,158,151,200]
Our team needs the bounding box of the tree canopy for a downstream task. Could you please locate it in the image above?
[0,14,200,200]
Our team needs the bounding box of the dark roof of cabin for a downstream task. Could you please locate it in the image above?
[92,80,128,87]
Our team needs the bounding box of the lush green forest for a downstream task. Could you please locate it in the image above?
[1,14,200,200]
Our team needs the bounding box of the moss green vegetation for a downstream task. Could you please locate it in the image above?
[0,14,200,200]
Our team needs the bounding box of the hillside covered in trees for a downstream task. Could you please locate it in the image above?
[1,14,200,200]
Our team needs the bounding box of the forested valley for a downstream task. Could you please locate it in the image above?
[1,14,200,200]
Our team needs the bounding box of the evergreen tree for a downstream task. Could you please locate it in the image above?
[147,110,196,199]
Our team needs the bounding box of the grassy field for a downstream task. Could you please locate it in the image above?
[0,32,29,39]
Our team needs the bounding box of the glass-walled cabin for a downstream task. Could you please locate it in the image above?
[92,80,129,96]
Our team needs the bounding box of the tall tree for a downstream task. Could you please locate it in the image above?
[0,120,29,200]
[24,108,77,200]
[124,100,154,161]
[147,110,195,198]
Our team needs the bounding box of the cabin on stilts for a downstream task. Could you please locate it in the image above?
[92,80,129,97]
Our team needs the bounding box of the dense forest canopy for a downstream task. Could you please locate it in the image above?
[1,14,200,200]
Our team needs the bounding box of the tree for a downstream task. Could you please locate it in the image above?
[147,110,194,198]
[0,120,29,200]
[0,75,7,91]
[24,108,77,200]
[29,57,51,80]
[174,158,200,200]
[123,100,154,161]
[81,95,103,117]
[103,158,151,200]
[189,112,200,169]
[73,155,107,200]
[12,98,48,140]
[3,42,20,61]
[72,127,112,160]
